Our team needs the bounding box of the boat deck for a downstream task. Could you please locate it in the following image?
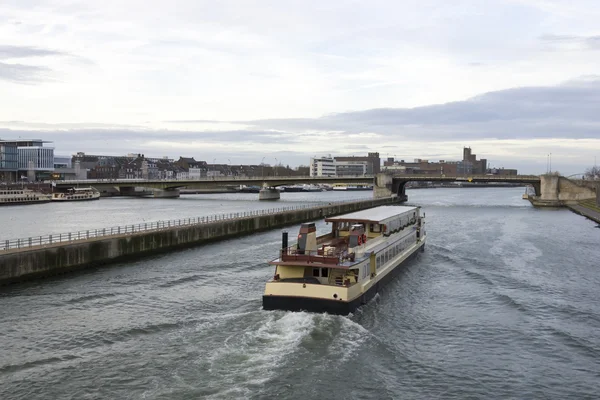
[270,234,370,269]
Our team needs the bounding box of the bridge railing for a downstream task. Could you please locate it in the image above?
[53,175,376,184]
[0,199,364,252]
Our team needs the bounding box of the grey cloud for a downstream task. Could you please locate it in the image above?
[164,119,229,124]
[243,78,600,141]
[0,127,311,166]
[0,61,51,83]
[0,45,90,83]
[0,128,297,148]
[0,45,66,59]
[2,79,600,171]
[540,34,600,50]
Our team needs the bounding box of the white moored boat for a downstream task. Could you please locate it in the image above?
[52,187,100,202]
[0,189,52,206]
[332,183,373,191]
[263,205,426,315]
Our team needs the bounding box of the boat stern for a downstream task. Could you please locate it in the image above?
[263,281,358,315]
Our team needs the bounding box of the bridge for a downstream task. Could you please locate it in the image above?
[54,173,597,205]
[378,174,541,200]
[55,174,545,201]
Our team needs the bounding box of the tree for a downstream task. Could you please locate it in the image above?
[585,166,600,180]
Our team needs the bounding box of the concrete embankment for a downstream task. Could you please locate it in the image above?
[568,201,600,224]
[0,197,399,285]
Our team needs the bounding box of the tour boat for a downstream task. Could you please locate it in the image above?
[263,205,426,314]
[51,187,100,202]
[332,183,373,191]
[0,189,52,206]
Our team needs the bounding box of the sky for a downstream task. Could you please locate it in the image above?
[1,0,600,175]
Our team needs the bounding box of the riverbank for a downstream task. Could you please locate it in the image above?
[568,200,600,224]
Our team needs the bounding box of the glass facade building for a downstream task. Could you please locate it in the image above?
[0,139,54,181]
[18,146,55,170]
[0,143,18,170]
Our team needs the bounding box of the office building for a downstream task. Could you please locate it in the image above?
[0,141,19,182]
[309,155,336,177]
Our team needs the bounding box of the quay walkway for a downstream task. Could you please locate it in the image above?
[568,201,600,224]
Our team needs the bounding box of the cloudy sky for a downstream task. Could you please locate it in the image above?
[1,0,599,174]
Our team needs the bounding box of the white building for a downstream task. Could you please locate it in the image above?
[310,155,336,177]
[18,142,54,172]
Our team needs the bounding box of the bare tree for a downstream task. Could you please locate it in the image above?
[584,166,600,180]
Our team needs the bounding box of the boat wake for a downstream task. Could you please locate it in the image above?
[200,310,371,399]
[203,311,315,398]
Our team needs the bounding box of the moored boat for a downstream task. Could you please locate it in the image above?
[332,183,373,191]
[263,205,426,314]
[51,187,100,201]
[0,189,52,206]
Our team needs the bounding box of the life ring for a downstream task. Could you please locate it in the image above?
[362,234,367,244]
[357,235,363,245]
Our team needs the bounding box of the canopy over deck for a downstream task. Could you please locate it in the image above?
[325,205,418,224]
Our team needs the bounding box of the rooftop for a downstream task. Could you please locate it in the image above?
[325,205,418,224]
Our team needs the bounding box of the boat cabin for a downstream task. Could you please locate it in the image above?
[269,206,420,288]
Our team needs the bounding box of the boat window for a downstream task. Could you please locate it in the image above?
[312,268,320,277]
[321,268,329,278]
[370,224,381,233]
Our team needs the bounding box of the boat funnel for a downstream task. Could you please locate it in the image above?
[297,223,317,253]
[281,231,288,250]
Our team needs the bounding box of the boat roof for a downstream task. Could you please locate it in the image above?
[325,205,417,224]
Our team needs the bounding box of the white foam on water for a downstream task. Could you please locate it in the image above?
[325,316,372,363]
[204,311,317,399]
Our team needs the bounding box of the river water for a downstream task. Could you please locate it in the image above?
[1,188,599,399]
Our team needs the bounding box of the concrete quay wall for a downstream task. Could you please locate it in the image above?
[0,197,399,285]
[529,176,596,207]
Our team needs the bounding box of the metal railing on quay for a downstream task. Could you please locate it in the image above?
[0,198,370,252]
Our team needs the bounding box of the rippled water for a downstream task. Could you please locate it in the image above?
[1,188,599,399]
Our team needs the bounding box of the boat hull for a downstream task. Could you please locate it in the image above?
[51,196,100,202]
[263,239,424,315]
[0,199,51,206]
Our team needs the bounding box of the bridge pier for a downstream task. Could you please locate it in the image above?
[151,188,180,198]
[373,174,408,201]
[528,175,596,207]
[259,187,280,201]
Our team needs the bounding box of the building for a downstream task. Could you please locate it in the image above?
[334,152,380,175]
[307,153,381,177]
[383,158,458,175]
[383,148,506,176]
[0,139,54,181]
[462,147,487,175]
[175,157,208,179]
[309,155,336,177]
[489,168,518,176]
[0,140,18,182]
[335,161,368,176]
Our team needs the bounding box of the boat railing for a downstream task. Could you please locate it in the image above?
[0,198,365,252]
[279,245,355,265]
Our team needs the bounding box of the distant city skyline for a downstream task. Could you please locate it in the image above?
[1,0,600,175]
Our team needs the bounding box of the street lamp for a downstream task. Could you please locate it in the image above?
[274,157,278,176]
[261,156,266,177]
[212,158,216,177]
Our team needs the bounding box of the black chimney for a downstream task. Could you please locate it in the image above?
[281,231,288,250]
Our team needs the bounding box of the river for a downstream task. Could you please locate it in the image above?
[1,188,599,399]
